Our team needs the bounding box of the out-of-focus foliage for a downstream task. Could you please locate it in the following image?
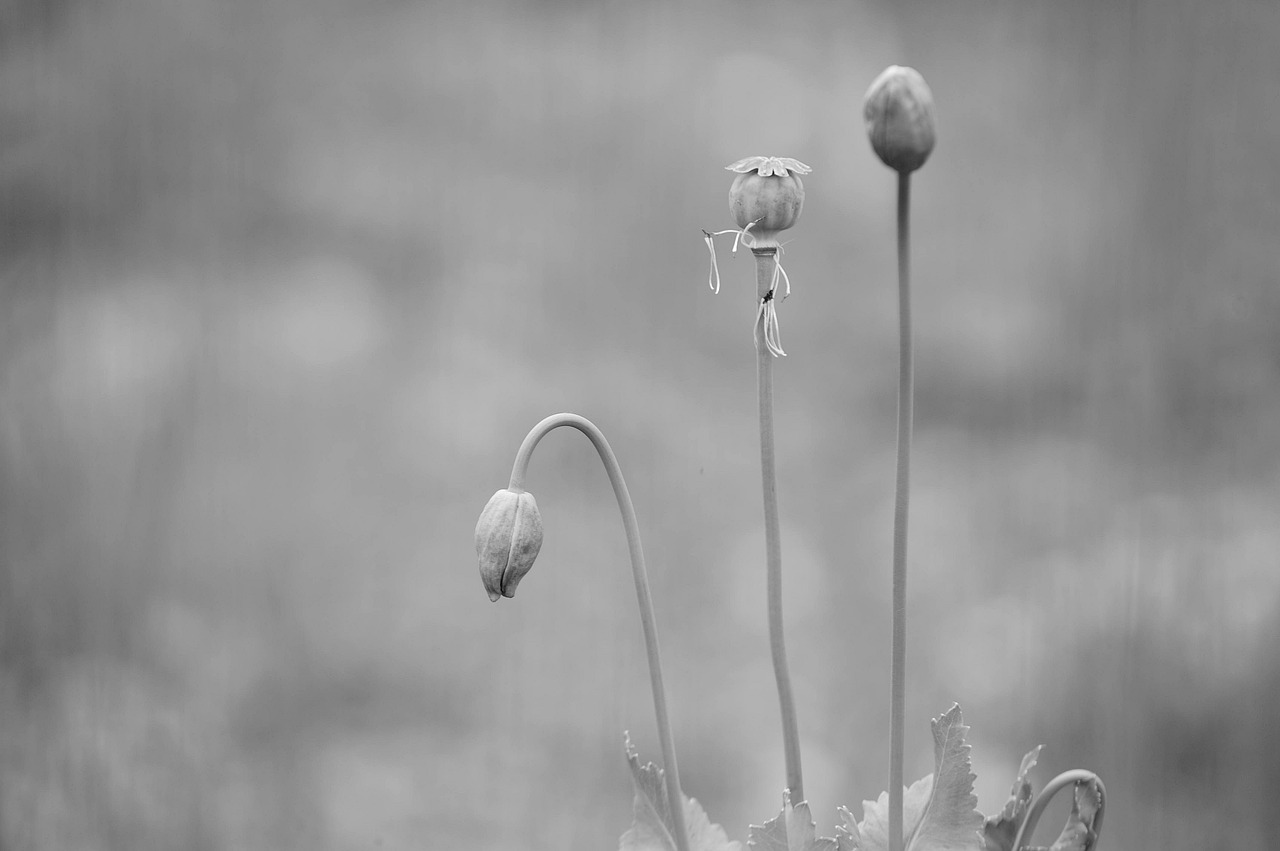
[621,738,742,851]
[983,746,1039,851]
[1,0,1277,849]
[752,792,836,851]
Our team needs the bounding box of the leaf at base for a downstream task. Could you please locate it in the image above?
[747,790,838,851]
[619,735,742,851]
[836,704,983,851]
[836,775,932,851]
[982,746,1041,851]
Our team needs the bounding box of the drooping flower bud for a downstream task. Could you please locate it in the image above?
[475,488,544,601]
[726,156,810,249]
[863,66,936,173]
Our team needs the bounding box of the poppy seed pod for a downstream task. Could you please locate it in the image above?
[475,488,544,601]
[863,65,936,173]
[726,156,810,248]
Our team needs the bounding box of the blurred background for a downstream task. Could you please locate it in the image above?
[1,0,1277,848]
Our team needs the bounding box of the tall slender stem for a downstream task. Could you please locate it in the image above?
[508,413,690,851]
[888,171,913,851]
[753,247,804,803]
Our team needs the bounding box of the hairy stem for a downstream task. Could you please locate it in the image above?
[753,247,804,803]
[889,171,913,851]
[508,413,690,851]
[1011,771,1106,851]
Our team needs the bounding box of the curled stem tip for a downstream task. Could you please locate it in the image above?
[501,413,692,851]
[1011,770,1106,851]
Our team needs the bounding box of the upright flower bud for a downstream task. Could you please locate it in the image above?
[726,156,810,249]
[863,66,936,173]
[475,488,544,601]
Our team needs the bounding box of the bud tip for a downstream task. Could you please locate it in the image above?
[863,65,936,173]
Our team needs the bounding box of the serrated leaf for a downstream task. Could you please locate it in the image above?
[1029,779,1102,851]
[619,736,743,851]
[747,790,838,851]
[982,746,1042,851]
[837,806,859,851]
[836,705,983,851]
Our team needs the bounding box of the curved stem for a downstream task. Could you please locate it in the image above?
[1011,771,1106,851]
[753,247,804,803]
[508,413,691,851]
[888,171,913,851]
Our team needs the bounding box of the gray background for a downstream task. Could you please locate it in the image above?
[1,0,1277,848]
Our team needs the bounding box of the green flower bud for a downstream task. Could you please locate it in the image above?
[475,488,544,601]
[726,156,810,248]
[863,65,936,173]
